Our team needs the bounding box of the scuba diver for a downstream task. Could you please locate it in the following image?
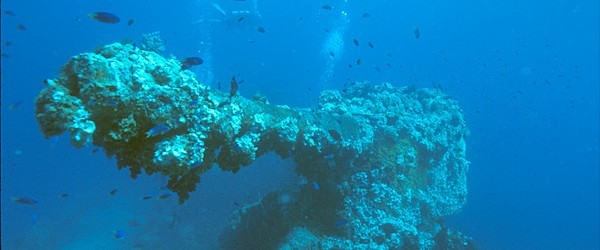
[194,0,262,31]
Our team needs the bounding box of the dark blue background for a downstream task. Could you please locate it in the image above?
[2,0,598,249]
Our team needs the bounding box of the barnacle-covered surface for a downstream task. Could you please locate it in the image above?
[35,43,474,249]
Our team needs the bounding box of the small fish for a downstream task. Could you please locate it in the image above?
[256,26,266,33]
[88,12,120,24]
[329,51,335,57]
[141,196,153,200]
[110,189,118,195]
[146,125,171,138]
[157,193,172,200]
[414,28,420,39]
[321,4,333,10]
[334,219,349,228]
[361,12,370,18]
[91,147,101,154]
[128,220,140,227]
[313,181,320,190]
[3,10,16,16]
[16,24,26,30]
[237,16,244,23]
[127,19,135,26]
[8,101,22,110]
[352,38,359,46]
[190,161,202,168]
[4,41,12,46]
[356,58,362,66]
[12,197,40,205]
[233,201,241,207]
[180,57,203,70]
[323,154,334,159]
[113,230,126,240]
[105,99,119,107]
[368,42,374,48]
[59,193,69,198]
[229,76,238,98]
[374,66,381,72]
[211,3,227,16]
[329,129,341,141]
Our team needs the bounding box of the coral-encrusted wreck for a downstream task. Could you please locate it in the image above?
[35,43,475,249]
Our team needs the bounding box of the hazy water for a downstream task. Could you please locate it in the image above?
[1,0,598,249]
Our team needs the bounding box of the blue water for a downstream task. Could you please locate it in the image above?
[2,0,598,249]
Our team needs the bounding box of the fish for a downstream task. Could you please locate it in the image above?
[110,189,118,195]
[141,196,153,200]
[352,38,359,46]
[59,193,69,198]
[256,26,266,33]
[356,58,362,66]
[414,28,420,39]
[329,129,341,141]
[190,161,202,168]
[91,147,101,154]
[230,76,238,98]
[16,24,26,30]
[88,12,120,24]
[237,16,245,23]
[368,42,374,48]
[128,220,140,227]
[8,101,22,110]
[146,125,171,138]
[321,4,333,10]
[157,193,172,200]
[313,182,320,190]
[11,197,40,205]
[329,51,335,57]
[127,19,135,26]
[2,53,11,58]
[180,57,203,70]
[323,154,334,159]
[374,66,381,72]
[334,219,349,228]
[211,3,227,16]
[3,10,16,16]
[361,12,370,18]
[113,230,126,240]
[4,41,12,46]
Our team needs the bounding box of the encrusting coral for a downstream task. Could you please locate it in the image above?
[35,42,474,249]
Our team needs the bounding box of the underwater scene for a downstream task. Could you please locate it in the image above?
[1,0,598,249]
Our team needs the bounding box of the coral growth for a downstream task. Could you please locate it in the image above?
[35,42,474,248]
